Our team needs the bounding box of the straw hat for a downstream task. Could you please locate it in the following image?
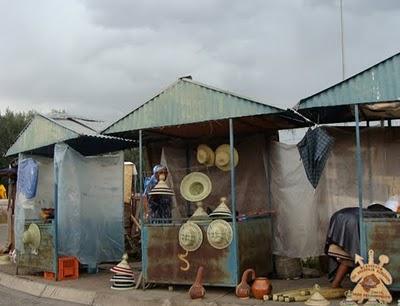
[0,254,10,265]
[190,202,211,224]
[110,253,134,276]
[179,221,203,252]
[215,144,239,171]
[197,144,215,167]
[149,173,174,196]
[22,223,41,251]
[209,197,232,219]
[207,219,233,249]
[180,172,212,202]
[305,285,330,306]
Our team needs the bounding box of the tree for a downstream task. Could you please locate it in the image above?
[0,109,34,169]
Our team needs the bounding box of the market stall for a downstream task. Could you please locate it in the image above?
[103,77,301,286]
[6,113,132,279]
[295,51,400,290]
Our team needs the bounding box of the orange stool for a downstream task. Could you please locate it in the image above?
[58,256,79,281]
[44,256,79,281]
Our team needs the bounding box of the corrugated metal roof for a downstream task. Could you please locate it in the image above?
[6,113,132,156]
[297,52,400,110]
[103,77,284,134]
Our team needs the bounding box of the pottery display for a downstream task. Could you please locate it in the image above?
[251,277,272,299]
[189,266,206,299]
[235,268,255,299]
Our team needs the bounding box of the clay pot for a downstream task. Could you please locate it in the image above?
[189,266,206,299]
[235,269,255,299]
[251,277,272,299]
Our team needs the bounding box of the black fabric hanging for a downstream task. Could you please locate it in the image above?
[297,127,334,188]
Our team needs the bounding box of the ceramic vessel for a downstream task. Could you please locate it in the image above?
[251,277,272,299]
[235,269,255,299]
[189,266,206,299]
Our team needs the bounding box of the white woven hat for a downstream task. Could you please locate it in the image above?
[178,221,203,252]
[180,172,212,202]
[22,223,41,251]
[207,219,233,250]
[215,144,239,171]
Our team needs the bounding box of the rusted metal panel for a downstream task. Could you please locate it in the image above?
[238,217,273,277]
[17,221,55,273]
[143,223,237,286]
[365,218,400,290]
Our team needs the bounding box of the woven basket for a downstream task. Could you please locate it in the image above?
[274,255,302,279]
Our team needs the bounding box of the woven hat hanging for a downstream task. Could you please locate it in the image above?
[180,172,212,202]
[214,144,239,171]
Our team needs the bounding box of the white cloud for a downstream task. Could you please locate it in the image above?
[0,0,399,121]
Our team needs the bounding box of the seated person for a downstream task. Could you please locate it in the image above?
[325,200,397,288]
[144,164,172,223]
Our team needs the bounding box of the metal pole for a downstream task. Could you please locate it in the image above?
[229,119,239,283]
[355,104,366,259]
[339,0,346,80]
[185,145,191,217]
[54,157,59,280]
[138,130,145,289]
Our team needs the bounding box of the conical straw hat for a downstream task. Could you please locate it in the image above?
[207,219,233,249]
[191,202,209,218]
[215,144,239,171]
[305,289,330,306]
[110,253,134,276]
[197,144,215,167]
[180,172,212,202]
[210,197,232,216]
[149,173,174,196]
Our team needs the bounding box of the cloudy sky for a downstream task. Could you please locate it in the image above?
[0,0,399,122]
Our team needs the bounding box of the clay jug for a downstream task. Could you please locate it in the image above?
[251,277,272,299]
[235,268,255,299]
[189,266,206,299]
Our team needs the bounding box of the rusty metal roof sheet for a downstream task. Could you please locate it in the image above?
[6,113,132,156]
[297,52,400,110]
[103,77,286,135]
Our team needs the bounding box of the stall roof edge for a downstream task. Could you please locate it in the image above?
[6,113,133,157]
[102,77,295,135]
[297,51,400,111]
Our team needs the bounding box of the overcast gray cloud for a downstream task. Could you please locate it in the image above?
[0,0,399,122]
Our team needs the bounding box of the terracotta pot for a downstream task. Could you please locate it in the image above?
[251,277,272,299]
[235,269,255,299]
[189,266,206,299]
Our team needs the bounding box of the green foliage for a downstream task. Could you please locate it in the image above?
[0,109,34,169]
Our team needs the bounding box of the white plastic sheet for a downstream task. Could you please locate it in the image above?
[54,143,124,265]
[15,154,54,253]
[271,127,400,258]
